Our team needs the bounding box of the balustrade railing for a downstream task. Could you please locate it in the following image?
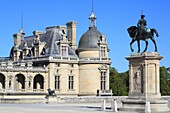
[98,90,113,96]
[14,89,26,92]
[33,89,45,92]
[0,89,6,93]
[79,57,111,61]
[0,88,45,93]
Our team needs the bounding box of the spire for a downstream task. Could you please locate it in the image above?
[92,0,94,12]
[19,12,25,41]
[89,0,97,27]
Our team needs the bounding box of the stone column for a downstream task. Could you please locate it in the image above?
[6,75,14,93]
[106,68,110,90]
[5,80,8,92]
[129,64,133,95]
[27,76,33,92]
[30,79,33,92]
[155,63,160,95]
[143,62,148,97]
[25,79,28,92]
[43,80,46,93]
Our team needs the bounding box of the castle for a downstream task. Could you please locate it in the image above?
[0,10,111,97]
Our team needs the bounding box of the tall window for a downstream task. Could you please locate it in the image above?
[55,76,60,90]
[68,76,74,90]
[101,72,106,90]
[62,46,66,56]
[101,47,106,57]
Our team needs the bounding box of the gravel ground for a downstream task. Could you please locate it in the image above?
[0,103,170,113]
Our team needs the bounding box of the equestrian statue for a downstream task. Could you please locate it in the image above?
[127,14,159,53]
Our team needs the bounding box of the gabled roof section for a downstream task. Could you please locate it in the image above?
[41,27,61,56]
[17,26,77,57]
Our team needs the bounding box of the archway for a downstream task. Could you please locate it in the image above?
[0,73,5,89]
[15,74,25,89]
[33,74,44,89]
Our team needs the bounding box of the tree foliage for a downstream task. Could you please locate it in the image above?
[160,66,170,95]
[109,67,128,96]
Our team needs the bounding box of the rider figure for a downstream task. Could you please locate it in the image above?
[135,14,147,40]
[137,14,147,32]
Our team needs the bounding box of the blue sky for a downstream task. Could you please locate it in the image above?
[0,0,170,72]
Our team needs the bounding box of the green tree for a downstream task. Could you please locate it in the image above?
[119,71,129,91]
[109,67,128,96]
[160,66,170,95]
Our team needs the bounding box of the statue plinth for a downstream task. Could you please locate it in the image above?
[127,52,162,99]
[119,52,169,112]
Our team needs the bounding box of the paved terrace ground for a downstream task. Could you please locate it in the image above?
[0,103,170,113]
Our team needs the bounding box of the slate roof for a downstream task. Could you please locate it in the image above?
[18,26,77,57]
[77,27,102,50]
[0,57,10,62]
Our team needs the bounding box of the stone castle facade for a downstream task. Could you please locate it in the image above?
[0,11,111,97]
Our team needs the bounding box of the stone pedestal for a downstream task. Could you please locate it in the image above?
[119,52,169,112]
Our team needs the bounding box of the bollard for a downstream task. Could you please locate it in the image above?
[111,99,118,112]
[145,101,151,113]
[101,99,106,111]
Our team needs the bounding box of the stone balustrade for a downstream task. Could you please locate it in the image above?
[0,88,45,93]
[98,90,113,96]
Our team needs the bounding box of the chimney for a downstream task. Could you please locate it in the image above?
[33,30,43,36]
[66,21,77,51]
[13,33,22,47]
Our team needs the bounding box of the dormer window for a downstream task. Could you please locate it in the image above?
[62,46,66,56]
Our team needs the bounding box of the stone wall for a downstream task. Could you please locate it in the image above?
[0,96,170,106]
[0,98,46,104]
[48,96,128,103]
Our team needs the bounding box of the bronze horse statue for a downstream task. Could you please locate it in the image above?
[127,26,159,52]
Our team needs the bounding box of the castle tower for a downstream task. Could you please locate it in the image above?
[76,8,111,96]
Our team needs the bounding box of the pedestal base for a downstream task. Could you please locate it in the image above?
[122,52,170,112]
[119,98,169,112]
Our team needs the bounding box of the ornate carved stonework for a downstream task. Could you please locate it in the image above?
[133,71,141,91]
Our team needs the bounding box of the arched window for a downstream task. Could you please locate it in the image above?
[33,74,44,89]
[0,73,5,89]
[15,74,25,89]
